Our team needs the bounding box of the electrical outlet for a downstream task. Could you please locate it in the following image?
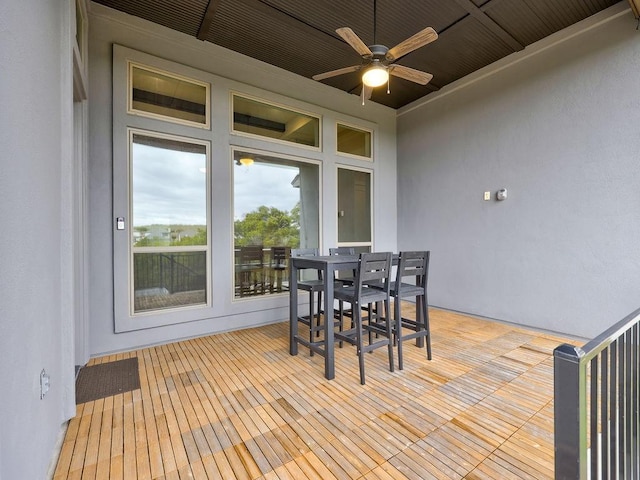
[40,369,50,399]
[483,191,491,201]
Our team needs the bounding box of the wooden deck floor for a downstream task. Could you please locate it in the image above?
[54,306,572,479]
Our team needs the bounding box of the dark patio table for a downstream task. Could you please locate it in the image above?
[289,253,398,380]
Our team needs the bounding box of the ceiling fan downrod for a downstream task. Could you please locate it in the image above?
[373,0,377,45]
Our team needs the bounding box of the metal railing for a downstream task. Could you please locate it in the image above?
[554,308,640,479]
[134,252,206,294]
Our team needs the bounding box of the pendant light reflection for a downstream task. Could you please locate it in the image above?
[236,156,254,167]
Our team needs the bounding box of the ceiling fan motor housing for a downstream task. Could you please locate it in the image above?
[369,44,390,62]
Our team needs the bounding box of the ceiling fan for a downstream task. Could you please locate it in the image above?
[312,1,438,102]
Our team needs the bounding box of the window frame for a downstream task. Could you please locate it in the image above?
[112,45,391,335]
[113,45,217,333]
[125,128,212,318]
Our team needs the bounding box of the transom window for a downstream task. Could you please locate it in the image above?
[128,62,210,127]
[337,123,372,159]
[232,94,320,148]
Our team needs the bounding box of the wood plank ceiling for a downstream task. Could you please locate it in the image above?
[93,0,622,109]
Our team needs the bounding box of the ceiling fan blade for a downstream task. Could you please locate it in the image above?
[336,27,372,57]
[312,65,360,81]
[389,65,433,85]
[386,26,438,62]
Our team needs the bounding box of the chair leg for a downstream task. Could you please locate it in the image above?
[392,298,399,348]
[396,297,404,370]
[332,293,345,349]
[336,299,352,329]
[308,290,315,356]
[385,298,394,373]
[422,294,432,360]
[367,303,373,348]
[415,295,424,348]
[315,290,322,338]
[354,307,366,385]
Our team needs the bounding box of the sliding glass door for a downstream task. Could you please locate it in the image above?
[233,149,320,298]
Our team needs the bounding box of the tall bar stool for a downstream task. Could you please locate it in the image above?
[334,252,394,385]
[329,247,356,324]
[268,246,290,293]
[329,247,356,285]
[391,251,431,370]
[290,248,342,355]
[236,245,265,296]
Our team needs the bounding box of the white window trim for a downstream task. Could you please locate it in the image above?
[114,127,212,332]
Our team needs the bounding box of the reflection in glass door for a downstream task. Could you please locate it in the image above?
[337,167,372,253]
[130,131,209,313]
[233,149,320,298]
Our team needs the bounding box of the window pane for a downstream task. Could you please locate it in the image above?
[130,64,208,126]
[337,168,371,243]
[75,0,85,59]
[134,252,207,312]
[337,123,372,158]
[233,95,320,148]
[131,132,209,313]
[132,134,207,246]
[233,150,319,298]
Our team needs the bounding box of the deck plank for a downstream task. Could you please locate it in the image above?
[55,306,571,479]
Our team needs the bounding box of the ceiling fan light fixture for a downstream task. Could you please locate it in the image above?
[362,63,388,87]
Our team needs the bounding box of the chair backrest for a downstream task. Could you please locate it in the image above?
[290,248,321,280]
[270,246,290,267]
[290,248,319,258]
[239,245,264,266]
[329,247,355,256]
[396,251,430,288]
[355,252,392,296]
[329,247,356,280]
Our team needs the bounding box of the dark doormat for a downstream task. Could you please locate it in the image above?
[75,357,140,404]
